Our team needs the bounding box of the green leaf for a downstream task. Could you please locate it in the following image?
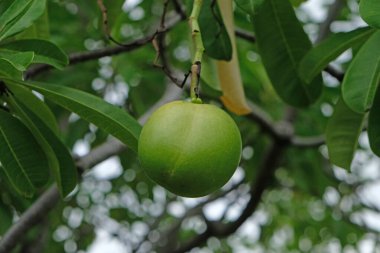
[6,83,59,134]
[0,109,49,197]
[17,102,78,197]
[16,7,50,39]
[0,51,34,71]
[234,0,264,15]
[0,0,33,32]
[5,96,61,197]
[326,98,365,169]
[1,39,68,69]
[0,58,22,79]
[342,31,380,113]
[299,27,375,83]
[0,0,46,41]
[360,0,380,28]
[0,168,34,212]
[7,79,142,152]
[199,0,232,60]
[5,95,76,197]
[368,87,380,157]
[252,0,322,107]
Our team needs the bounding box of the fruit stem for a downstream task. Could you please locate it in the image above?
[189,0,204,103]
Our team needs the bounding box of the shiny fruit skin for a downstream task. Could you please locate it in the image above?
[138,101,242,198]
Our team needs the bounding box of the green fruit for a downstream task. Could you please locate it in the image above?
[138,100,242,198]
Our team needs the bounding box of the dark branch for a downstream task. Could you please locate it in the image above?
[152,2,186,88]
[97,0,110,36]
[25,37,151,79]
[97,0,149,48]
[25,23,255,81]
[160,0,171,28]
[245,101,279,138]
[245,101,325,148]
[235,27,256,42]
[324,65,344,81]
[25,16,181,79]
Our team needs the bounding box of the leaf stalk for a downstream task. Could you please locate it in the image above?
[189,0,205,102]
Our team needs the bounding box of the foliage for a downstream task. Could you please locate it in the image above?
[0,0,380,252]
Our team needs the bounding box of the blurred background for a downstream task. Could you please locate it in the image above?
[3,0,380,252]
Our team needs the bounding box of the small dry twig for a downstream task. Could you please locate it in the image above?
[152,0,188,88]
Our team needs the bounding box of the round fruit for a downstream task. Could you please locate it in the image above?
[138,100,242,198]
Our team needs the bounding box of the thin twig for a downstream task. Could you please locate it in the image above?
[97,0,110,36]
[97,0,137,47]
[235,27,256,42]
[324,65,344,81]
[172,0,187,20]
[161,0,171,28]
[152,1,186,88]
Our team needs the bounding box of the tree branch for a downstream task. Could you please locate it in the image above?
[24,23,258,82]
[75,138,125,172]
[24,15,182,79]
[245,101,325,148]
[291,135,325,148]
[324,65,344,81]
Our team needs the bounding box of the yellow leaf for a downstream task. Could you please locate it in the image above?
[217,0,251,115]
